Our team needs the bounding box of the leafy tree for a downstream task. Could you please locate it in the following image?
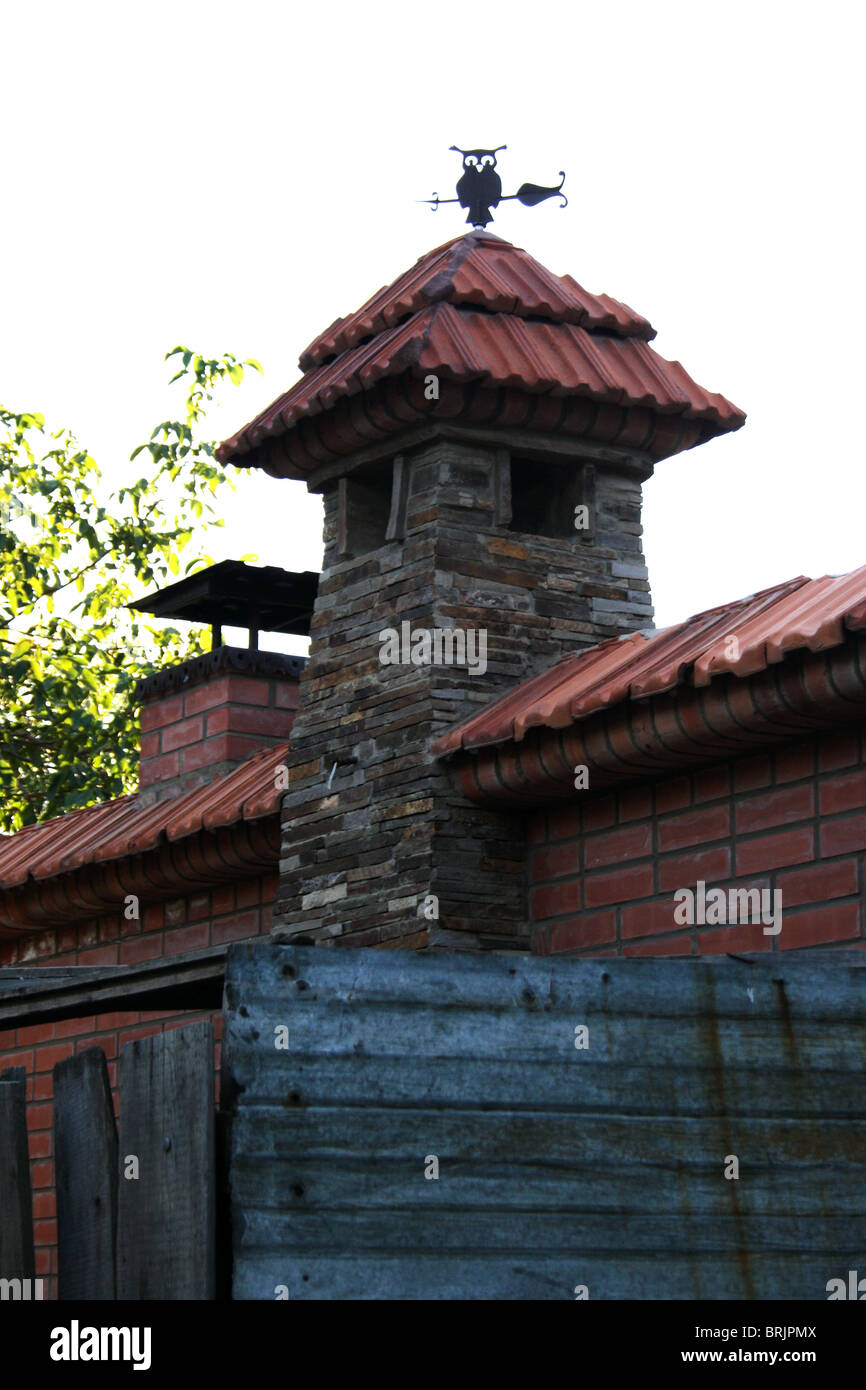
[0,349,262,832]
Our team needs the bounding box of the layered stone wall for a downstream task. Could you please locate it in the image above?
[274,437,654,947]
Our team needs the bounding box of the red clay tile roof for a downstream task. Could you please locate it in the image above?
[0,743,288,891]
[298,231,657,370]
[226,305,744,455]
[434,565,866,756]
[218,232,745,475]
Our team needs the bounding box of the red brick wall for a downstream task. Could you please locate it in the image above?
[0,871,278,1299]
[140,671,299,800]
[529,728,866,959]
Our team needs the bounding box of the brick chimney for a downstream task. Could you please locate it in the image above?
[130,561,316,803]
[136,650,303,803]
[218,232,745,948]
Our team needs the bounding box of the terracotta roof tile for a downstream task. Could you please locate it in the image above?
[0,743,288,891]
[222,303,744,464]
[298,232,656,371]
[434,565,866,756]
[218,232,743,473]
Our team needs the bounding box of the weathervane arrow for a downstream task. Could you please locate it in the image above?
[420,145,567,229]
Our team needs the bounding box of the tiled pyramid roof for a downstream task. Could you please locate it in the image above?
[298,231,657,370]
[218,232,745,476]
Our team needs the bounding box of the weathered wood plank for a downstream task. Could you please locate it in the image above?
[223,1053,865,1117]
[0,944,226,1028]
[230,1106,866,1225]
[224,942,866,1018]
[227,999,866,1062]
[384,455,406,541]
[225,1009,863,1079]
[230,1148,866,1217]
[54,1048,118,1300]
[230,1106,866,1166]
[0,1068,35,1284]
[237,1207,865,1257]
[116,1021,215,1300]
[223,945,866,1301]
[232,1251,848,1302]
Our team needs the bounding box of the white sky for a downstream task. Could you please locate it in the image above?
[2,0,864,654]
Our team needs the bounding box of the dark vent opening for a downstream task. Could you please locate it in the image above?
[507,457,583,539]
[342,460,393,557]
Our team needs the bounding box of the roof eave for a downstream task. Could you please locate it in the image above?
[441,640,866,807]
[0,813,281,937]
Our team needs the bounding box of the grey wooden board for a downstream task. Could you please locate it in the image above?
[54,1047,118,1300]
[238,1208,864,1257]
[230,1111,866,1215]
[116,1020,215,1300]
[232,1252,853,1302]
[0,1067,35,1282]
[0,944,226,1028]
[224,1054,864,1117]
[223,946,866,1301]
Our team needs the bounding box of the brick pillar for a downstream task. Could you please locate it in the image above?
[137,650,303,803]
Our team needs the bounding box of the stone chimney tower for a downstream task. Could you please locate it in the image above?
[219,232,744,948]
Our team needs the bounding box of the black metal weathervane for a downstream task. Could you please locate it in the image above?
[422,145,567,229]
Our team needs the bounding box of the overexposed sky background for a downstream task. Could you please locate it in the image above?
[2,0,864,652]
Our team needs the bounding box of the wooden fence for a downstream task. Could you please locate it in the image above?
[5,944,866,1300]
[223,944,866,1300]
[1,1019,215,1300]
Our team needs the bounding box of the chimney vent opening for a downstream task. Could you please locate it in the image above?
[338,458,399,558]
[506,456,586,540]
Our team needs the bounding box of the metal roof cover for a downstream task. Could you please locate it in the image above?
[129,561,319,637]
[434,564,866,755]
[218,232,745,474]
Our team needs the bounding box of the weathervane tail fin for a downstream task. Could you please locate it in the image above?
[513,172,567,209]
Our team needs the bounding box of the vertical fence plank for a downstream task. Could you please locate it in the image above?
[0,1067,35,1284]
[54,1047,117,1299]
[116,1020,215,1300]
[214,1108,233,1301]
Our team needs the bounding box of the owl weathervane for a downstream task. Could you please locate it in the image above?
[421,146,567,229]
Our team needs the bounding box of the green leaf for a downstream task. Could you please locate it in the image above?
[0,336,261,831]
